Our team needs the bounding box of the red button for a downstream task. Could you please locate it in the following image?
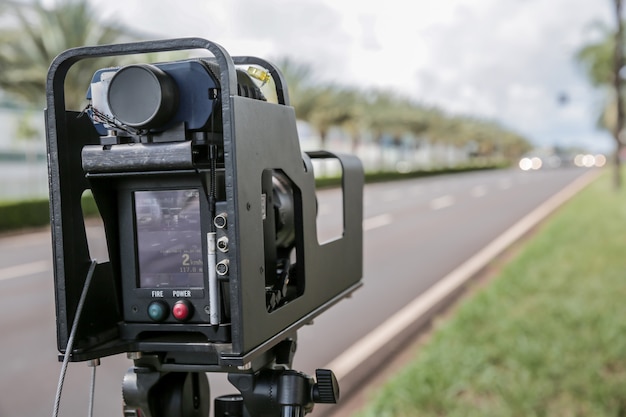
[172,300,191,321]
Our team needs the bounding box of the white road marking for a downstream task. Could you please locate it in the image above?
[410,185,423,196]
[499,178,513,189]
[363,214,393,231]
[471,185,488,198]
[0,260,50,282]
[382,190,403,202]
[429,194,455,210]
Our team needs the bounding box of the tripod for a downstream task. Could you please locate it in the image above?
[122,338,339,417]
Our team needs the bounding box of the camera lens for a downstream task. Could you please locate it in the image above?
[107,64,179,129]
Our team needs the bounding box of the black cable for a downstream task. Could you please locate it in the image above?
[52,260,97,417]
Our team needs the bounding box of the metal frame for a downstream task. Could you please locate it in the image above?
[46,38,363,369]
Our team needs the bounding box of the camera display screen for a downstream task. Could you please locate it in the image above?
[134,189,204,288]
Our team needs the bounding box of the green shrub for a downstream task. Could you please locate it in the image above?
[0,194,99,233]
[0,199,50,232]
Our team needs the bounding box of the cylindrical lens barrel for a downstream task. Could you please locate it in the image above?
[107,64,179,129]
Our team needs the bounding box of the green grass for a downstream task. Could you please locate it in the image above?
[356,171,626,417]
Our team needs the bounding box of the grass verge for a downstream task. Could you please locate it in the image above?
[355,170,626,417]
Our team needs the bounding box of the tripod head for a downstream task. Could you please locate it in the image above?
[123,338,340,417]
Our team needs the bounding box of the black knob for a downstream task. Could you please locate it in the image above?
[214,394,244,416]
[312,369,339,404]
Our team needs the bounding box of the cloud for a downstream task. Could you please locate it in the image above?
[99,0,615,151]
[400,0,614,150]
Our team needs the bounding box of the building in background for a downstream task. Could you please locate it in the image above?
[0,102,48,200]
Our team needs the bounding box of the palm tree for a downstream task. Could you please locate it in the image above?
[277,58,360,150]
[336,88,365,153]
[360,90,405,170]
[308,86,358,149]
[275,58,315,103]
[577,22,616,88]
[577,1,625,187]
[612,0,625,188]
[276,57,530,171]
[0,0,138,109]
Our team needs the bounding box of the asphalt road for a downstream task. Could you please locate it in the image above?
[0,167,590,417]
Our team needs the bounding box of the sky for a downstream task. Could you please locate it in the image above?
[93,0,614,153]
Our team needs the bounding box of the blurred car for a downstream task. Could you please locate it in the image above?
[518,148,605,171]
[574,153,606,168]
[518,151,563,171]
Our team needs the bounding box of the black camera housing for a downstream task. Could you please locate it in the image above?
[45,38,363,371]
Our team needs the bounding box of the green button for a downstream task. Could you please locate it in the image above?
[148,301,168,322]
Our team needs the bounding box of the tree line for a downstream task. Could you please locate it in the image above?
[0,0,532,167]
[278,58,531,163]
